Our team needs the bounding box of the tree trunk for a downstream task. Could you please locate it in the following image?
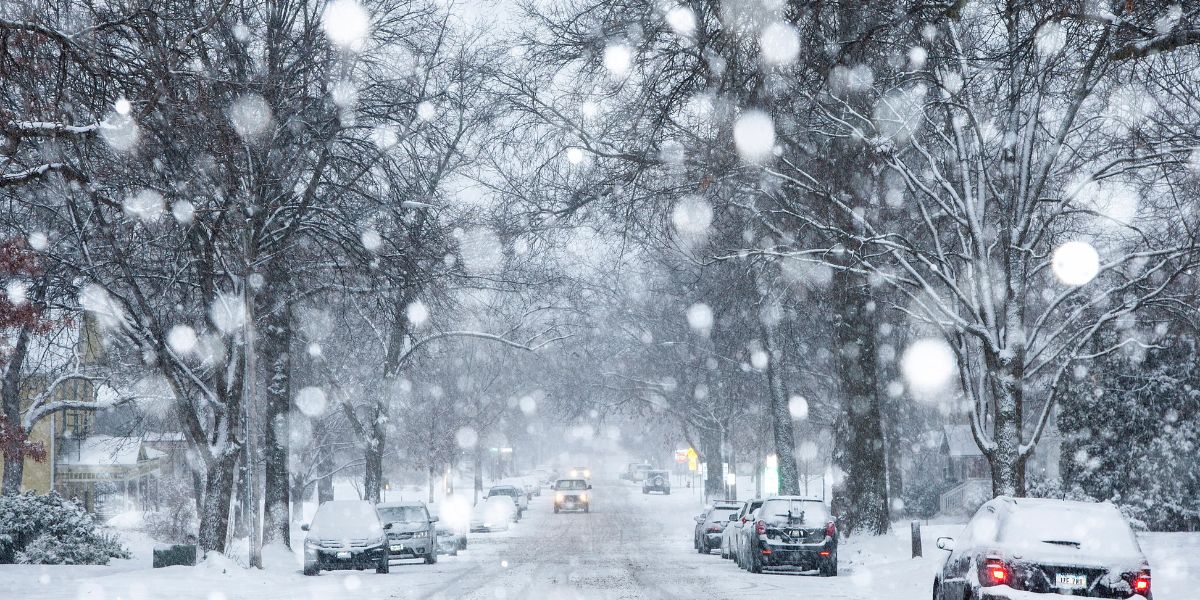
[473,443,484,505]
[197,449,241,554]
[764,330,800,495]
[261,291,292,548]
[987,349,1027,497]
[363,402,385,504]
[1,323,33,495]
[290,476,307,523]
[699,425,724,501]
[428,465,436,503]
[832,270,890,535]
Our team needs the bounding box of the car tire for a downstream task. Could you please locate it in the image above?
[584,504,590,513]
[450,547,458,557]
[666,490,671,495]
[932,581,940,600]
[377,558,390,574]
[749,546,763,574]
[303,564,319,576]
[554,506,560,514]
[459,536,467,550]
[425,551,437,565]
[820,552,837,577]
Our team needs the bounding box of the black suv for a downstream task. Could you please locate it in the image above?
[641,470,671,495]
[740,496,837,576]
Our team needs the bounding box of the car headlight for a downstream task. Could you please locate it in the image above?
[414,530,428,538]
[580,493,588,502]
[304,539,319,550]
[556,493,565,502]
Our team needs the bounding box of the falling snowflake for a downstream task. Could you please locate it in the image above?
[733,110,775,163]
[1052,241,1100,286]
[321,0,371,51]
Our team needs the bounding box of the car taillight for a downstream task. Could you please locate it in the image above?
[1133,570,1151,595]
[984,558,1011,586]
[825,522,836,538]
[754,520,766,535]
[706,526,722,533]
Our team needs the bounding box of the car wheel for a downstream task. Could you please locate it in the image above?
[749,546,763,574]
[932,581,940,600]
[697,540,707,554]
[425,551,437,565]
[666,489,671,495]
[459,536,467,550]
[450,547,458,557]
[554,506,560,513]
[376,558,390,574]
[303,563,319,576]
[820,552,837,577]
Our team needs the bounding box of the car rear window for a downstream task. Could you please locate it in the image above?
[758,499,830,526]
[999,504,1141,556]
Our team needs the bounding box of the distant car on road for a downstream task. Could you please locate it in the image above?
[738,496,837,576]
[471,495,517,532]
[302,500,391,576]
[933,496,1153,600]
[376,501,439,565]
[487,485,528,517]
[568,466,592,480]
[694,502,741,554]
[642,469,671,495]
[621,463,652,482]
[553,478,591,513]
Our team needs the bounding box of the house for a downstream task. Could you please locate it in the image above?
[1,314,183,517]
[927,419,1063,515]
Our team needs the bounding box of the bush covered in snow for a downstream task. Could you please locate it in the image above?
[0,491,129,564]
[142,473,199,543]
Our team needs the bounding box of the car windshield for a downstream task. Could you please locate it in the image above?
[706,508,732,524]
[758,500,830,526]
[377,506,427,523]
[489,487,516,496]
[556,479,587,490]
[999,504,1141,556]
[309,501,383,538]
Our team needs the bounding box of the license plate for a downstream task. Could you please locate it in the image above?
[1055,573,1087,589]
[335,551,351,560]
[390,545,402,551]
[788,529,801,537]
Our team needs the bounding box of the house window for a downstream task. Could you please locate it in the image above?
[62,409,93,439]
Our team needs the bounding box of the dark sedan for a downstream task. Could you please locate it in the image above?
[693,503,741,554]
[934,497,1153,600]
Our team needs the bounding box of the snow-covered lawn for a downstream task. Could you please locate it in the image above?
[1,480,1195,600]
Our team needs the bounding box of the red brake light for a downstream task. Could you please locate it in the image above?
[706,526,721,533]
[1133,571,1150,594]
[825,521,836,537]
[984,559,1011,586]
[754,520,766,535]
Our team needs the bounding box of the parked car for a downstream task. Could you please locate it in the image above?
[642,470,671,495]
[721,499,763,562]
[433,495,470,551]
[622,463,652,482]
[376,500,439,565]
[553,478,591,513]
[694,502,741,554]
[933,497,1153,600]
[738,496,837,575]
[302,500,391,576]
[470,495,517,532]
[435,527,459,556]
[487,484,528,517]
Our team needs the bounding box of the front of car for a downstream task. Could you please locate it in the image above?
[302,500,390,575]
[749,497,837,575]
[963,498,1152,600]
[377,502,437,563]
[470,496,515,532]
[569,466,592,480]
[642,470,671,494]
[553,478,591,512]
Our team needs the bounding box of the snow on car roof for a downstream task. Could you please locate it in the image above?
[997,498,1142,559]
[377,500,426,508]
[310,501,384,538]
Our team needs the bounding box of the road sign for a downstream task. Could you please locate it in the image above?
[674,449,688,463]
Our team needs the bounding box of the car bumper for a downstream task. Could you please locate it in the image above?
[760,541,833,568]
[555,500,589,511]
[979,587,1149,600]
[643,486,670,493]
[386,540,431,558]
[306,545,387,569]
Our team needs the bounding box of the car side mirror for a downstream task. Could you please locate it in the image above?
[383,522,393,530]
[587,484,593,489]
[728,513,738,522]
[300,524,310,531]
[430,516,439,523]
[694,515,705,523]
[936,537,955,551]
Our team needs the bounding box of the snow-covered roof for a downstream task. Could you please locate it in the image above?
[57,435,154,466]
[943,424,984,457]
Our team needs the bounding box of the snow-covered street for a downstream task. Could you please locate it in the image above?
[4,477,1197,600]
